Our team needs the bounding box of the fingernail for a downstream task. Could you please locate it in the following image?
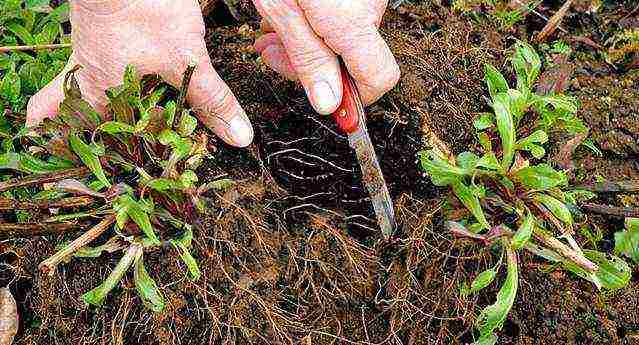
[225,114,254,147]
[308,81,339,115]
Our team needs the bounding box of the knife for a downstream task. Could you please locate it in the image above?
[331,63,397,238]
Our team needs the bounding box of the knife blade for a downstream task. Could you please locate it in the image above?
[332,63,397,238]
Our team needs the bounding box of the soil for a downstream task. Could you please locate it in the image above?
[2,1,639,344]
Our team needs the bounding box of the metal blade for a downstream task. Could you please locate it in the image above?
[348,116,397,238]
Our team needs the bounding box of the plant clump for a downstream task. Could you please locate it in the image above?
[0,64,232,312]
[419,42,631,344]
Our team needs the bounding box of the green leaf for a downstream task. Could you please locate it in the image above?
[476,152,501,171]
[514,164,567,191]
[533,193,573,228]
[115,195,159,244]
[474,113,494,130]
[41,3,70,23]
[583,250,631,290]
[25,0,52,12]
[158,129,192,158]
[512,213,535,250]
[452,181,490,230]
[493,93,515,169]
[18,153,73,174]
[516,130,548,148]
[0,69,21,103]
[5,22,35,45]
[470,268,497,293]
[98,121,136,135]
[505,89,528,122]
[69,132,111,188]
[133,251,165,313]
[169,229,201,281]
[541,95,579,114]
[164,101,177,126]
[614,218,639,264]
[82,244,140,307]
[177,112,198,137]
[511,41,540,91]
[457,152,480,170]
[564,190,597,205]
[476,244,518,342]
[478,132,493,152]
[18,60,46,94]
[419,150,468,186]
[484,64,508,99]
[179,170,198,189]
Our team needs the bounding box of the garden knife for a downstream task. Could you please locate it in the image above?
[331,63,396,238]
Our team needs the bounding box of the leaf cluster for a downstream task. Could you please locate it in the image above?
[419,42,630,344]
[2,64,231,312]
[1,0,70,116]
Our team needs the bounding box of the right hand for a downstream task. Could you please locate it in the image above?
[253,0,400,115]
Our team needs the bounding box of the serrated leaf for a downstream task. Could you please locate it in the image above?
[484,64,509,99]
[614,218,639,264]
[514,164,567,191]
[133,251,165,313]
[69,132,111,187]
[470,268,497,293]
[533,193,573,228]
[476,244,517,343]
[512,213,535,250]
[493,93,515,170]
[452,180,490,230]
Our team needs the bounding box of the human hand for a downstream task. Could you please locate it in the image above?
[27,0,254,147]
[253,0,400,115]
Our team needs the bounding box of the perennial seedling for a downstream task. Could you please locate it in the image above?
[0,64,232,312]
[419,42,631,344]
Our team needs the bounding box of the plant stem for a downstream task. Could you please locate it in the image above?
[0,43,71,53]
[0,167,90,193]
[581,203,639,218]
[82,243,141,306]
[175,62,197,124]
[533,226,598,273]
[39,214,116,275]
[0,196,94,210]
[0,222,83,239]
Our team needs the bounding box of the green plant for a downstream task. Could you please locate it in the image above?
[453,0,541,29]
[419,42,630,344]
[615,218,639,264]
[0,64,232,312]
[1,0,70,117]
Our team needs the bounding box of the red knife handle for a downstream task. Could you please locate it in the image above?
[332,66,360,134]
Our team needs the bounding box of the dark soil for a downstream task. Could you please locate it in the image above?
[3,1,639,344]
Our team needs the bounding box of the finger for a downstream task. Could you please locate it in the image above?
[254,0,342,115]
[261,44,298,80]
[373,0,388,27]
[255,33,298,80]
[299,0,400,105]
[26,58,75,127]
[167,53,253,148]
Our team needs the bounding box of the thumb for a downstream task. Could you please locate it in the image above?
[182,56,254,148]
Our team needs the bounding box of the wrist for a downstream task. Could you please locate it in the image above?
[72,0,134,15]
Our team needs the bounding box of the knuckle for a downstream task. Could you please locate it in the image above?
[200,86,237,119]
[288,48,333,74]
